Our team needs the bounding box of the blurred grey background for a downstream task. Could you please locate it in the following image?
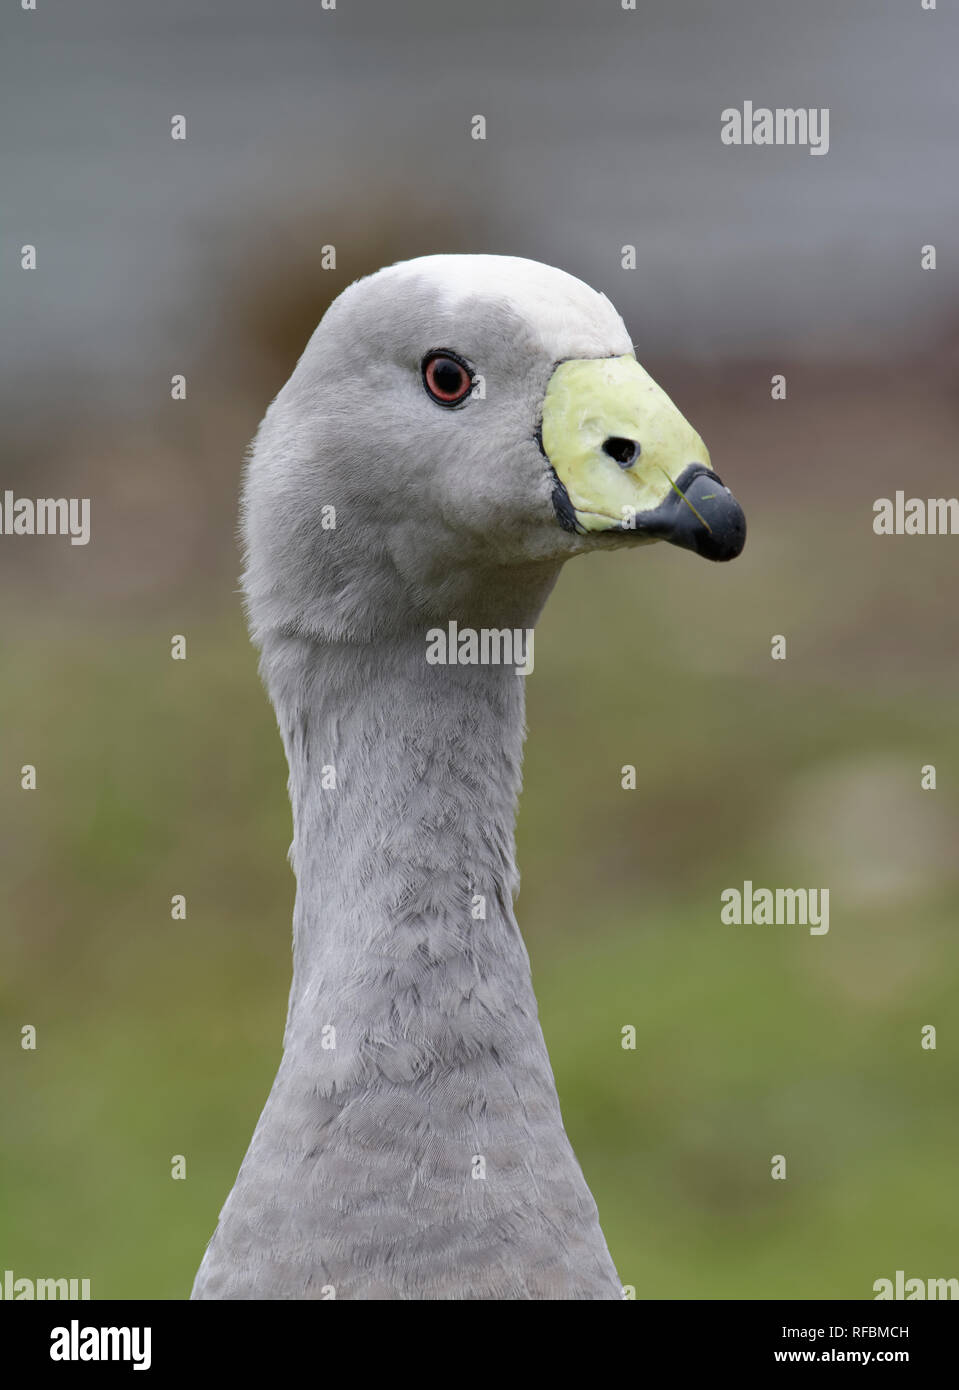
[4,0,959,411]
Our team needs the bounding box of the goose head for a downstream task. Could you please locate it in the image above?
[242,253,745,643]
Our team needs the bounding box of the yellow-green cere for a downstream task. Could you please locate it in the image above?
[541,354,710,532]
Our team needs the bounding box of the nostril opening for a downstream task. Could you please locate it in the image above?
[602,436,640,468]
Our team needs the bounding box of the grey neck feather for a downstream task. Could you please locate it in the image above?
[192,571,622,1300]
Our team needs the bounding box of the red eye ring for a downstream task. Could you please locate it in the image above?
[422,351,474,406]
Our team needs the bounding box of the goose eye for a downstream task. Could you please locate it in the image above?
[422,351,473,406]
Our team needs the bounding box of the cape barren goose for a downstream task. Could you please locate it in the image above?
[192,254,745,1301]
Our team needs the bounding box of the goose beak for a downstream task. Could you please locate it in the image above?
[540,354,746,561]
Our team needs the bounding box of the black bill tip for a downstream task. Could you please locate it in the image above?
[635,463,746,562]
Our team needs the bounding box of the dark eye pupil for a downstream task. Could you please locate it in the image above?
[433,359,463,393]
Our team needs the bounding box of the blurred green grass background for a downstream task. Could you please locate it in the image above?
[2,207,958,1298]
[2,512,957,1297]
